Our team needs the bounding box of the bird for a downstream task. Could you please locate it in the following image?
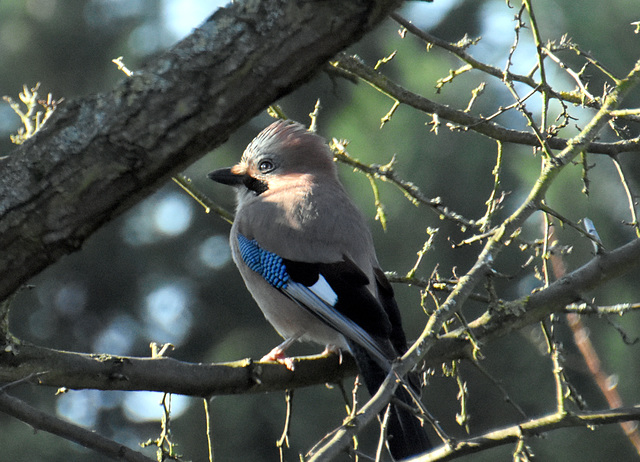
[208,119,431,460]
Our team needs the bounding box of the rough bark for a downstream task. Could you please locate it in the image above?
[2,238,637,394]
[0,0,402,302]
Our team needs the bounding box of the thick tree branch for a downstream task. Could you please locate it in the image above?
[1,238,638,394]
[0,346,356,396]
[0,0,402,302]
[441,236,640,358]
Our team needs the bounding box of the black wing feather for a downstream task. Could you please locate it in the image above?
[283,257,392,339]
[283,258,431,458]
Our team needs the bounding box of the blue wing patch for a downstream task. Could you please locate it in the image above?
[236,233,392,370]
[237,234,289,289]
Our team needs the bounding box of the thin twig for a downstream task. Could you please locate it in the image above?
[0,371,48,392]
[390,12,597,109]
[406,228,438,279]
[203,398,214,462]
[563,302,640,315]
[479,141,504,232]
[548,226,640,454]
[470,360,528,419]
[385,272,492,304]
[331,139,475,228]
[542,47,595,102]
[538,202,605,249]
[412,406,640,462]
[277,390,293,461]
[610,154,640,237]
[172,175,234,224]
[330,54,640,156]
[524,0,550,134]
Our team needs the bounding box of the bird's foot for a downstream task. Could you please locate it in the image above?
[260,347,296,371]
[321,345,343,364]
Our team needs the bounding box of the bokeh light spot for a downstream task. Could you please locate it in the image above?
[123,391,190,422]
[53,281,88,316]
[93,315,139,356]
[162,0,222,38]
[144,283,193,345]
[153,193,193,236]
[198,235,231,269]
[122,192,193,245]
[56,389,102,427]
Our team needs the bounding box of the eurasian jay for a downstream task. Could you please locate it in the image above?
[208,120,431,460]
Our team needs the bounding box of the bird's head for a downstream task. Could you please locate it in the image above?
[208,120,337,198]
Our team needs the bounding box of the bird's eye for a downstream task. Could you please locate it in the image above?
[258,160,274,173]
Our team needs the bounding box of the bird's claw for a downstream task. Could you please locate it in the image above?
[321,345,343,364]
[261,348,296,371]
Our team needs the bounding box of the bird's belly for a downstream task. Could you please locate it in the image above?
[246,277,349,350]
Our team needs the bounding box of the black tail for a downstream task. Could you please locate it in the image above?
[385,384,432,460]
[349,343,431,460]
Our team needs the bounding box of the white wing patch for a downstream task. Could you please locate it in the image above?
[308,275,338,306]
[283,281,391,371]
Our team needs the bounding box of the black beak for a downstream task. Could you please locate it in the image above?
[208,165,269,195]
[207,167,246,186]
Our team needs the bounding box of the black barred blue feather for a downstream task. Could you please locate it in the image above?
[236,233,392,370]
[237,234,289,289]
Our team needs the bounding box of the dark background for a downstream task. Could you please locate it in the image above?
[1,1,639,460]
